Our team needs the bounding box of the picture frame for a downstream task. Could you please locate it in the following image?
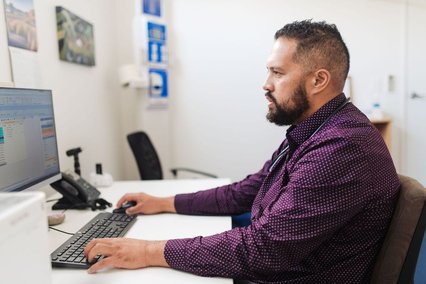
[56,6,96,66]
[3,0,38,51]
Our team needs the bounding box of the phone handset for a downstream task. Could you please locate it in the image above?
[60,171,100,202]
[51,171,110,210]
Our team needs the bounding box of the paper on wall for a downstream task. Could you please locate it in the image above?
[9,47,42,89]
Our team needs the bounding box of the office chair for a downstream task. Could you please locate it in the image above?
[371,175,426,283]
[127,131,217,180]
[127,131,249,227]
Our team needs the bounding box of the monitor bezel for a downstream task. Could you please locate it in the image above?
[0,87,62,192]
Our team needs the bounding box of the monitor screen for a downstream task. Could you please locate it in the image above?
[0,88,61,192]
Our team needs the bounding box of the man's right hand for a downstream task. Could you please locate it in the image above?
[116,193,176,215]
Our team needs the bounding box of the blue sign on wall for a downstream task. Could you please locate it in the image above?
[147,22,166,41]
[149,68,168,98]
[143,0,161,17]
[147,22,166,64]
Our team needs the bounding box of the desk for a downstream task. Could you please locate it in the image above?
[48,179,233,284]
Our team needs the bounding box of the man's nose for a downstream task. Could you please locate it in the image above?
[263,79,273,92]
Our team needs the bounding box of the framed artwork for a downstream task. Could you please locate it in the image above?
[56,6,95,66]
[3,0,38,51]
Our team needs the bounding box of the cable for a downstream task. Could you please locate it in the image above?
[48,226,75,235]
[46,198,61,203]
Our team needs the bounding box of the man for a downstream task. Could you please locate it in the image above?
[85,20,400,283]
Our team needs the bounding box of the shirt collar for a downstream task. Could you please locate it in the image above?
[286,93,347,151]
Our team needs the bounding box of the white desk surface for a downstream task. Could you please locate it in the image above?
[48,178,233,284]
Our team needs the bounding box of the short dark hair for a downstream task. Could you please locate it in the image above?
[275,20,350,91]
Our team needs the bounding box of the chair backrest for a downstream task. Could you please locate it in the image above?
[127,131,163,180]
[371,174,426,283]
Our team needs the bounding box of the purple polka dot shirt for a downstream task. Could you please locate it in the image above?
[164,94,400,283]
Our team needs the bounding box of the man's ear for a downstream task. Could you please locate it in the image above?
[306,69,331,95]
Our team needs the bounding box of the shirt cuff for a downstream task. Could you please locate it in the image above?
[174,193,196,214]
[164,238,192,270]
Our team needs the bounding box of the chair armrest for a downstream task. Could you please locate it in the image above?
[170,168,217,178]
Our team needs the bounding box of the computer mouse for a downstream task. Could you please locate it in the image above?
[47,213,66,226]
[112,201,137,214]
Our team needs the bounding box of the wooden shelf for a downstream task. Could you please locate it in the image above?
[370,117,392,150]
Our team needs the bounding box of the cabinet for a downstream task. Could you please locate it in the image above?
[371,117,392,150]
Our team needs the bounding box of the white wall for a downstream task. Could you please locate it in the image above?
[0,0,173,183]
[0,0,125,180]
[0,0,409,184]
[165,0,406,182]
[114,0,173,180]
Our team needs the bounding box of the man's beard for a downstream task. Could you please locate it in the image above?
[265,84,309,126]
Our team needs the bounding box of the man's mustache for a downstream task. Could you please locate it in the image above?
[265,92,278,104]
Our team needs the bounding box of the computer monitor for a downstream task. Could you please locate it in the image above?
[0,87,61,192]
